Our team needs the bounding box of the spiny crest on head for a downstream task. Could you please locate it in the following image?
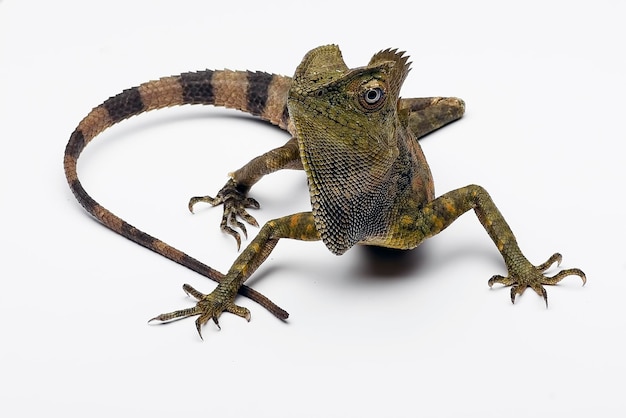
[368,48,411,96]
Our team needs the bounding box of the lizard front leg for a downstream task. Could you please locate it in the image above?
[189,137,303,249]
[402,185,585,304]
[400,97,465,139]
[150,212,319,338]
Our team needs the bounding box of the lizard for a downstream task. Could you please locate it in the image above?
[64,44,586,339]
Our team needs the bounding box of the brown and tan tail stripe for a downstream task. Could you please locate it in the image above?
[63,69,293,320]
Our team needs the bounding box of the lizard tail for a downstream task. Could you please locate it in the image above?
[63,70,292,320]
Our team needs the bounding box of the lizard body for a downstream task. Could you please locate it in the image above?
[64,45,585,338]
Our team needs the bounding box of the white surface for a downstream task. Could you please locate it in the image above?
[1,1,624,416]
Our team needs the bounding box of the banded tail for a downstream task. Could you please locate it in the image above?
[63,70,294,319]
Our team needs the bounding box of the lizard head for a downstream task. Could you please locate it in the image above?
[287,45,412,255]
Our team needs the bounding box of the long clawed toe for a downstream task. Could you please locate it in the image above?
[488,253,586,307]
[188,178,260,250]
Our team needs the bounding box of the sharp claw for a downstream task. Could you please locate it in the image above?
[232,232,242,251]
[187,197,198,213]
[488,274,502,288]
[221,224,242,250]
[195,318,204,340]
[557,268,587,286]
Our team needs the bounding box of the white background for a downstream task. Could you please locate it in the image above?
[1,1,624,416]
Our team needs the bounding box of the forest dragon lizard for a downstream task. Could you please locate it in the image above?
[64,45,585,338]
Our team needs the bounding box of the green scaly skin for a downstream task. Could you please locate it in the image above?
[151,45,584,338]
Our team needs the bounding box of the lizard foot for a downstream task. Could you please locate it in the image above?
[149,283,250,340]
[488,253,586,307]
[188,178,260,250]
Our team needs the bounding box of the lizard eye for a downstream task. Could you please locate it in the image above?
[365,88,383,104]
[359,87,386,111]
